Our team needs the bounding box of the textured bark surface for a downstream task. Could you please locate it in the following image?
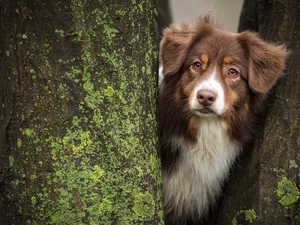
[0,1,162,224]
[158,0,172,40]
[215,0,300,224]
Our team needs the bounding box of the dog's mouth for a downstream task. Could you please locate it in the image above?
[199,108,214,114]
[196,107,215,115]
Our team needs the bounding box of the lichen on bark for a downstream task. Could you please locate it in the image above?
[0,1,162,224]
[277,177,300,208]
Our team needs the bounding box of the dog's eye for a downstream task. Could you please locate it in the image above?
[192,61,202,70]
[228,68,238,77]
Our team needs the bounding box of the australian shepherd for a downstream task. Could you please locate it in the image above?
[159,16,288,224]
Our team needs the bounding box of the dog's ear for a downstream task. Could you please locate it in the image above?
[238,31,289,94]
[160,26,196,76]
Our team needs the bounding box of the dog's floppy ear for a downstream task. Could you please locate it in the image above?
[238,31,289,94]
[160,26,196,76]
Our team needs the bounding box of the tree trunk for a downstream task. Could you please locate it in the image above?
[158,0,172,40]
[0,1,162,224]
[215,0,300,224]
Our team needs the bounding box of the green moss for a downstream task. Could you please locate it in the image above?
[9,155,14,167]
[232,209,257,224]
[17,138,22,148]
[243,209,257,223]
[22,128,35,137]
[54,29,65,37]
[99,199,112,215]
[232,217,237,225]
[277,176,300,207]
[31,196,37,205]
[4,0,161,224]
[133,192,155,219]
[89,165,105,182]
[289,160,298,170]
[272,167,287,175]
[104,86,115,97]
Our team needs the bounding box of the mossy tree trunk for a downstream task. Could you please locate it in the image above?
[0,1,162,224]
[215,0,300,224]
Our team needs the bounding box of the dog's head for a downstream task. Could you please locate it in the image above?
[160,17,289,118]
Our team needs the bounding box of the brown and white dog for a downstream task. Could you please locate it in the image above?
[159,16,288,224]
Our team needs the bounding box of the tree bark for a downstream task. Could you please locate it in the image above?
[0,1,162,224]
[215,0,300,224]
[158,0,172,40]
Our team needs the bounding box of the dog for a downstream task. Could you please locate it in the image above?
[159,16,288,224]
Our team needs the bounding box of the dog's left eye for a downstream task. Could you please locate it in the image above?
[228,68,238,77]
[192,61,202,71]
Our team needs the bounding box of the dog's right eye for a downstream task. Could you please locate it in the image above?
[228,68,239,77]
[192,61,202,71]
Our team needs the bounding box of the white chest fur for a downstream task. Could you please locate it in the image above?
[163,117,241,218]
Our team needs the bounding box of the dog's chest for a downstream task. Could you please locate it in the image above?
[163,118,241,215]
[179,119,240,183]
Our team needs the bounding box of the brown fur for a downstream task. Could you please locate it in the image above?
[159,16,288,224]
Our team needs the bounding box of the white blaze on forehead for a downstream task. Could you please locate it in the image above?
[189,68,225,115]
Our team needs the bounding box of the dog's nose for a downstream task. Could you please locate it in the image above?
[197,90,216,106]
